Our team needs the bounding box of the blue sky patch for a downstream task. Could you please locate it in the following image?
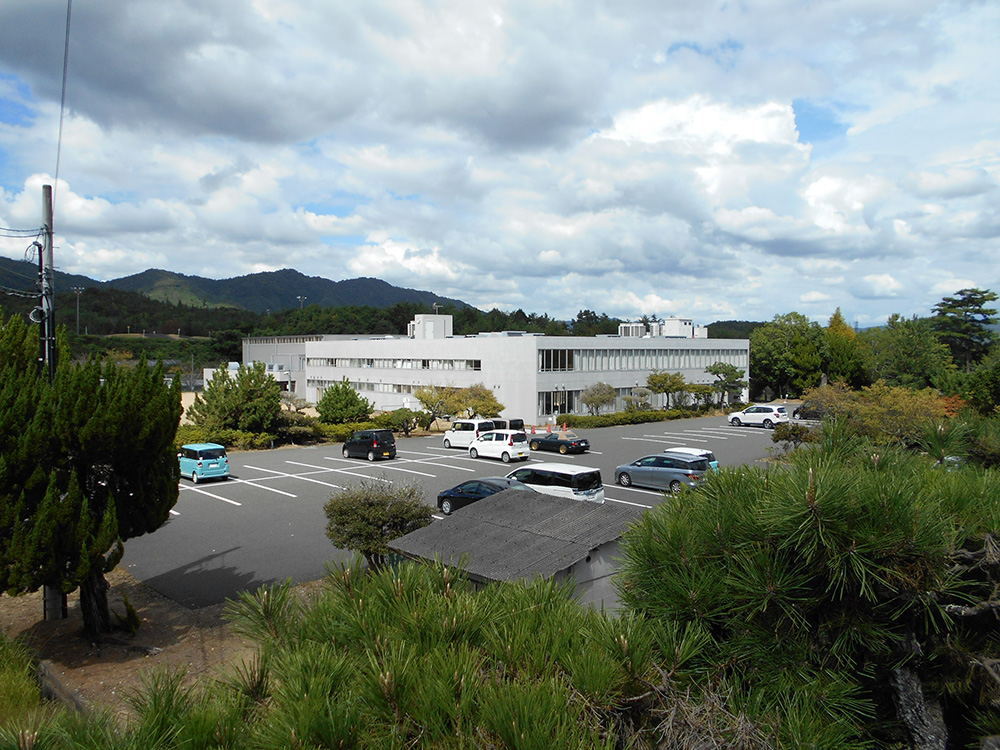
[667,39,742,68]
[792,99,848,143]
[0,75,35,127]
[320,235,366,246]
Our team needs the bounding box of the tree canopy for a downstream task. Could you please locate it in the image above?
[0,313,182,636]
[931,287,998,372]
[187,362,282,434]
[315,377,374,425]
[323,480,432,571]
[749,312,825,398]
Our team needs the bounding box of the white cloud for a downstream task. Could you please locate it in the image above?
[1,0,998,324]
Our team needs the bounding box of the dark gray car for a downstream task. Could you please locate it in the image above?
[342,429,396,461]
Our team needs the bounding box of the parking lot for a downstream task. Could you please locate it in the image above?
[125,415,782,607]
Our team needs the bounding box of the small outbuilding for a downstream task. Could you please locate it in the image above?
[389,489,645,611]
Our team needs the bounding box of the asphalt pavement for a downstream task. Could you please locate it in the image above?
[125,415,782,608]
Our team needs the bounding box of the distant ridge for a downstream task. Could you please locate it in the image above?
[0,257,470,313]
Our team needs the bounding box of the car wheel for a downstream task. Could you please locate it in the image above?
[530,441,539,450]
[191,471,199,484]
[763,419,774,429]
[444,439,452,449]
[669,480,682,495]
[501,452,511,463]
[342,447,350,458]
[559,445,568,455]
[440,500,452,515]
[618,472,632,487]
[367,450,376,462]
[470,448,479,459]
[731,417,742,426]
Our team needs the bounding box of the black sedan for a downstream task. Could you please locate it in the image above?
[527,430,590,454]
[436,477,534,515]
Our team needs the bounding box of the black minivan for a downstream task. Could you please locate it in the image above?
[343,429,396,461]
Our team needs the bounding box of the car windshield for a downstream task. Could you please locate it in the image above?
[511,433,527,443]
[200,448,226,459]
[775,407,787,414]
[686,459,710,471]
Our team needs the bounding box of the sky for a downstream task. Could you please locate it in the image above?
[0,1,997,327]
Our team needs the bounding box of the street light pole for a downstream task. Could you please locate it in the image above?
[297,295,307,309]
[71,286,84,334]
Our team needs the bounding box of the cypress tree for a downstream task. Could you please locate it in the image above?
[0,310,182,637]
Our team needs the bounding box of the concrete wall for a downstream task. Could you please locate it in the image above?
[554,539,626,612]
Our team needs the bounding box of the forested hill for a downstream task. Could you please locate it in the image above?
[0,257,468,314]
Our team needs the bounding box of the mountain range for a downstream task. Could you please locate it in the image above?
[0,256,469,313]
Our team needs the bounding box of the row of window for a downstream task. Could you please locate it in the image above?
[309,380,423,395]
[307,357,482,371]
[539,348,748,373]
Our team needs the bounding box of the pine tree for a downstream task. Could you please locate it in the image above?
[931,287,998,372]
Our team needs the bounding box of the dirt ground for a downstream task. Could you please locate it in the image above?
[0,568,279,719]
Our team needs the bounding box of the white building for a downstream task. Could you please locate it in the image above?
[242,314,749,423]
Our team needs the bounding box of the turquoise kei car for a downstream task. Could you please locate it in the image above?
[178,443,230,483]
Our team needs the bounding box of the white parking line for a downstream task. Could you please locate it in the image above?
[169,509,180,516]
[624,435,710,446]
[249,464,346,490]
[646,433,712,443]
[233,468,300,497]
[179,485,242,505]
[280,461,395,483]
[322,457,437,478]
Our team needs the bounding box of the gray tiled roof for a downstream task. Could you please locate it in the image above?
[389,489,646,582]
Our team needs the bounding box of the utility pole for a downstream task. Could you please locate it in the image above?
[40,184,67,621]
[71,286,84,334]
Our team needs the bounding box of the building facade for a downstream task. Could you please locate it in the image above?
[242,314,749,423]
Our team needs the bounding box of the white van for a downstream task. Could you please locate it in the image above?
[443,419,496,449]
[505,462,605,503]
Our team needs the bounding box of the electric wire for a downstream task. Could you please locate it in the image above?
[53,0,73,216]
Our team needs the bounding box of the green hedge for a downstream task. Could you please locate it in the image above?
[311,420,381,442]
[174,424,276,451]
[561,408,697,429]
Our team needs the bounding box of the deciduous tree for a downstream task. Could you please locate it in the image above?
[580,381,616,415]
[323,480,432,571]
[824,308,868,388]
[859,314,955,389]
[646,371,687,408]
[749,312,824,398]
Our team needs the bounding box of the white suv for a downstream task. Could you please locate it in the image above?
[728,404,789,429]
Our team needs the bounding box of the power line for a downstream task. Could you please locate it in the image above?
[53,0,73,215]
[0,226,43,236]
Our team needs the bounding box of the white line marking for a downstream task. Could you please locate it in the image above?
[322,457,435,478]
[606,497,653,508]
[169,509,180,516]
[237,467,300,496]
[179,486,242,505]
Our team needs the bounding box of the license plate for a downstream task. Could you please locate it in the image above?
[382,451,391,457]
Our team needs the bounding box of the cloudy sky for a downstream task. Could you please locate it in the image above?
[1,1,997,326]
